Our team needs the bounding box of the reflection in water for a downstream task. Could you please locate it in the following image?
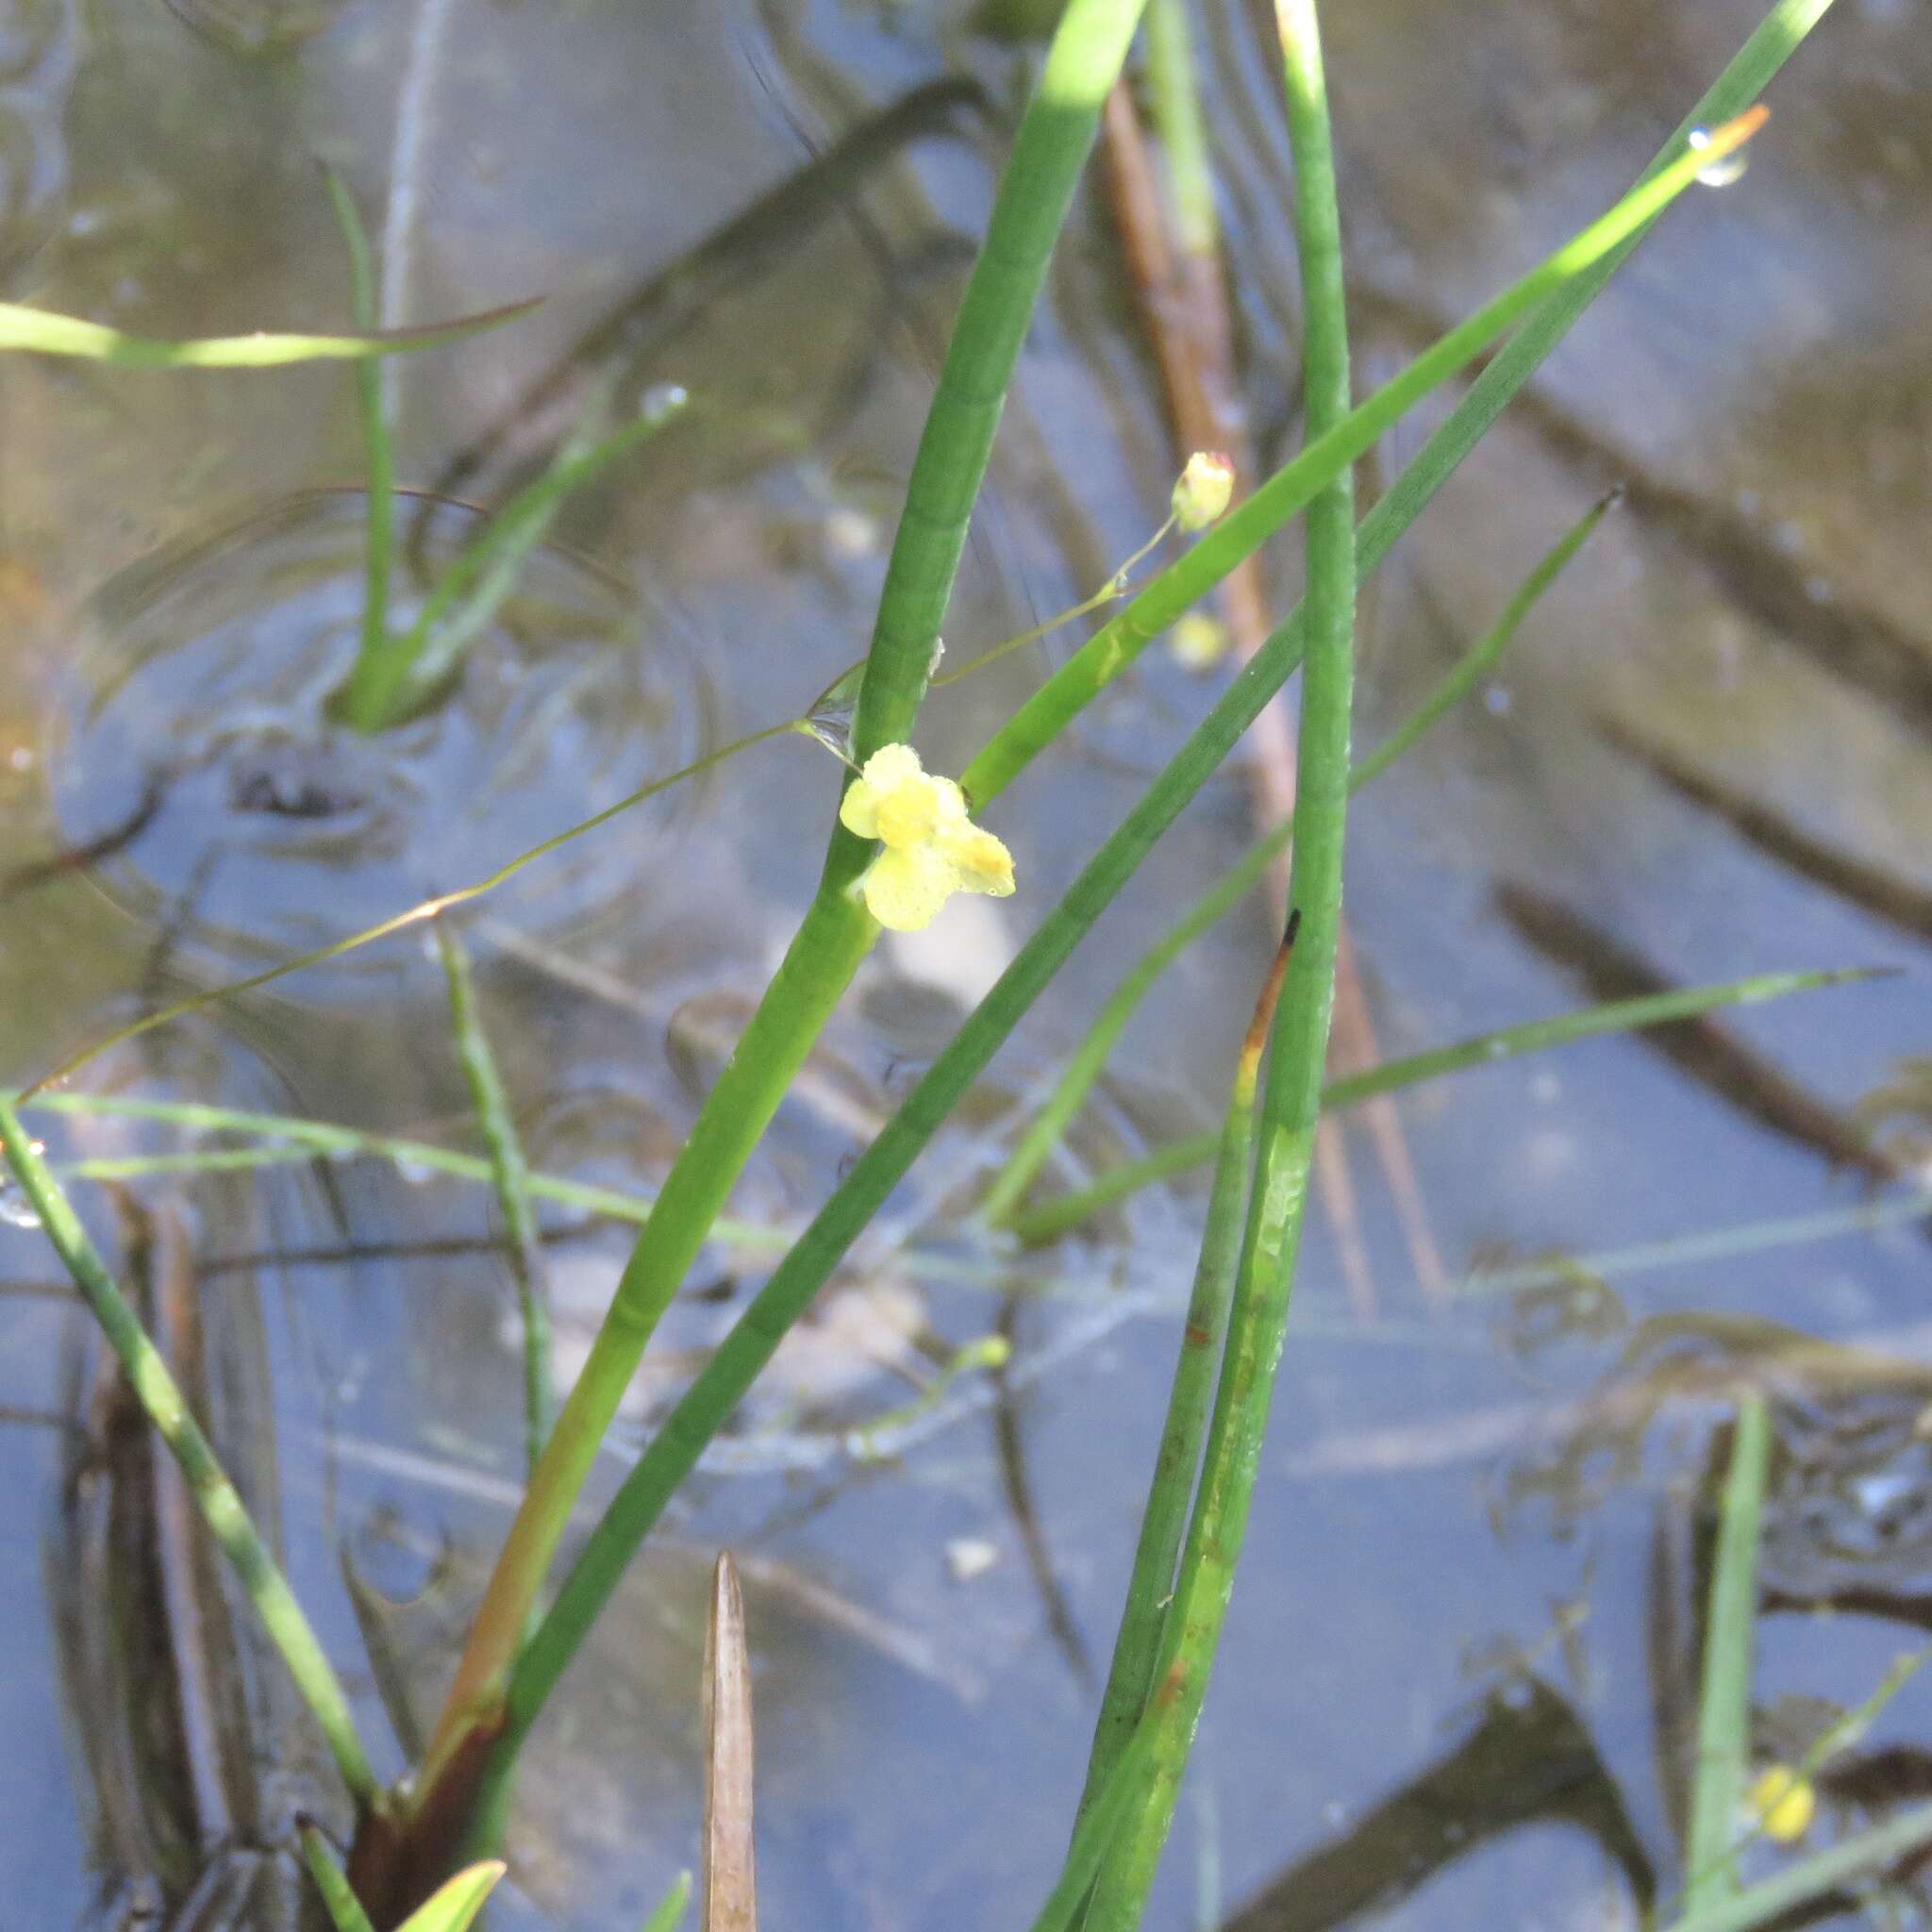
[1601,718,1932,951]
[1496,880,1898,1185]
[425,75,993,525]
[1220,1675,1654,1932]
[48,1193,325,1931]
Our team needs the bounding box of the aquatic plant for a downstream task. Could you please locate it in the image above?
[6,0,1912,1926]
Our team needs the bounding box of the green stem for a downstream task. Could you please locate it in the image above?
[324,169,396,712]
[1004,966,1875,1243]
[438,922,553,1474]
[1026,1677,1175,1932]
[1071,937,1290,1838]
[1086,6,1354,1919]
[413,0,1152,1803]
[1685,1394,1771,1909]
[978,491,1615,1226]
[0,1100,383,1816]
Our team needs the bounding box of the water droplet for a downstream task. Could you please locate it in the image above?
[639,382,689,425]
[801,714,853,761]
[1484,684,1512,716]
[8,744,33,773]
[1687,126,1749,189]
[392,1157,439,1188]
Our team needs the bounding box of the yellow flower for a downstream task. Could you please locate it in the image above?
[1172,451,1236,531]
[1746,1766,1816,1844]
[839,743,1015,932]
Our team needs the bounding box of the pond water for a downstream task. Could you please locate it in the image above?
[2,2,1930,1928]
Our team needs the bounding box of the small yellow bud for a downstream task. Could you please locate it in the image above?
[1172,451,1236,531]
[1746,1766,1816,1844]
[840,742,1017,932]
[1170,611,1232,672]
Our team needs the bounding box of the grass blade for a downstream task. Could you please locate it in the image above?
[0,294,538,365]
[334,390,687,732]
[978,491,1616,1227]
[26,1090,778,1251]
[438,922,553,1474]
[395,1861,508,1932]
[642,1873,694,1932]
[1685,1394,1772,1909]
[1006,967,1878,1243]
[0,1099,383,1814]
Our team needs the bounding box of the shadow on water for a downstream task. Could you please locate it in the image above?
[2,0,1932,1927]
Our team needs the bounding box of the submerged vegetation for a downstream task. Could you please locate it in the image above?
[3,0,1928,1927]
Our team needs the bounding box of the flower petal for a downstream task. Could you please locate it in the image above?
[839,777,881,840]
[858,743,925,792]
[939,823,1015,898]
[860,844,957,931]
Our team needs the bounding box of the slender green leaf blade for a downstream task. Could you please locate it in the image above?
[395,1861,508,1932]
[1685,1395,1772,1907]
[0,295,538,365]
[300,1826,379,1932]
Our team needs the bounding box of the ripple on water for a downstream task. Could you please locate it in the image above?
[48,491,715,986]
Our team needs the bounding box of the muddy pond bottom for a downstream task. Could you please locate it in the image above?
[47,491,712,987]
